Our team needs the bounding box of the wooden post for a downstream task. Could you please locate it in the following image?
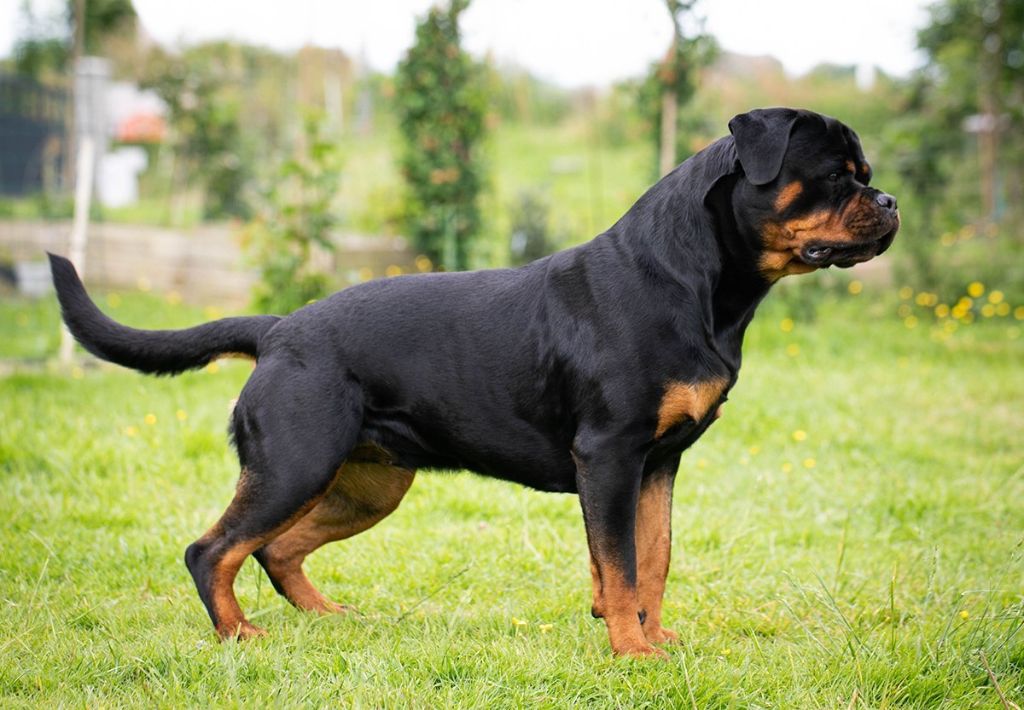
[659,88,678,177]
[59,135,95,365]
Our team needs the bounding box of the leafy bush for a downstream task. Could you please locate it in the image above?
[241,113,342,314]
[508,190,556,266]
[395,0,486,271]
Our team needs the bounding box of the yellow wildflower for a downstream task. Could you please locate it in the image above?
[144,413,157,426]
[792,430,807,442]
[176,409,188,422]
[780,318,794,333]
[848,280,863,295]
[967,282,984,298]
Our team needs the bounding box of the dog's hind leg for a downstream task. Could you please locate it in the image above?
[253,461,415,614]
[184,362,361,640]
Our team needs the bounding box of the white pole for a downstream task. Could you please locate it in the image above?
[59,134,95,365]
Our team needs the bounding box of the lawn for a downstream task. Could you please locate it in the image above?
[1,283,1022,708]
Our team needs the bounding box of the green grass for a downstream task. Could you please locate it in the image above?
[1,286,1022,708]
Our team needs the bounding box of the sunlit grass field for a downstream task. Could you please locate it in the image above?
[1,283,1022,708]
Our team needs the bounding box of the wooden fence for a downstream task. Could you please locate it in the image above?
[0,220,414,307]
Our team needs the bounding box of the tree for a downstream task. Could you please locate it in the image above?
[13,0,135,79]
[916,0,1024,225]
[140,43,264,220]
[648,0,716,177]
[395,0,486,271]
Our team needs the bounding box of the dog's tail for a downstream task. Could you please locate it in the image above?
[48,253,280,375]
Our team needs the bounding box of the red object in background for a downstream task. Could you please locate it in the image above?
[117,112,166,144]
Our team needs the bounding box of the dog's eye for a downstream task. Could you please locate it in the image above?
[828,172,839,182]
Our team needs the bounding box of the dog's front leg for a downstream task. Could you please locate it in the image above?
[635,457,681,645]
[573,442,666,659]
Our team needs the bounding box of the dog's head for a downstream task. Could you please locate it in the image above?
[727,108,899,280]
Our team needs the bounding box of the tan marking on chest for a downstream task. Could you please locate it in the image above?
[774,181,803,212]
[655,378,729,438]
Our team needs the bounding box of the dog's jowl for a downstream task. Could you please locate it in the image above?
[51,108,898,658]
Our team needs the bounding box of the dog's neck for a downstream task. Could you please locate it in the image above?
[608,139,774,370]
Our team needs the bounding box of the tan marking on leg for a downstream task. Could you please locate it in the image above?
[200,467,332,640]
[635,474,678,645]
[598,565,666,659]
[211,541,268,639]
[774,180,803,212]
[259,462,415,614]
[655,378,729,438]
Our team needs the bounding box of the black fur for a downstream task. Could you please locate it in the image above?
[51,108,899,655]
[48,252,279,375]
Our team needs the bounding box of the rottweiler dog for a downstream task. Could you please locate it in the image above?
[49,107,898,658]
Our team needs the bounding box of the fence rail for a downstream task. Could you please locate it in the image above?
[0,220,413,306]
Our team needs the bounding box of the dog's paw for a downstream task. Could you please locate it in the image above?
[614,641,670,660]
[644,626,680,645]
[218,620,267,641]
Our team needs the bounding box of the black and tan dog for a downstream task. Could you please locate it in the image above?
[50,108,898,658]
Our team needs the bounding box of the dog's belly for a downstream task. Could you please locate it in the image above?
[356,409,579,493]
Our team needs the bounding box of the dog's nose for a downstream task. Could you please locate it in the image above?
[876,192,898,211]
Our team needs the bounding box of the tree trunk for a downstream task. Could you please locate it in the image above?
[659,89,677,177]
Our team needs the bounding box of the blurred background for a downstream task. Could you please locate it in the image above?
[0,0,1021,326]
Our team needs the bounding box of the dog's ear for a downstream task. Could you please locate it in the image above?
[728,108,801,186]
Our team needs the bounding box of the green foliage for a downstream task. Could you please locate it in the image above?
[241,112,342,315]
[508,190,555,266]
[395,0,486,271]
[482,64,572,126]
[889,0,1024,292]
[636,0,717,173]
[12,0,135,78]
[141,44,261,221]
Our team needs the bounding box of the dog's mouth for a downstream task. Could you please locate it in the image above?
[800,227,897,269]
